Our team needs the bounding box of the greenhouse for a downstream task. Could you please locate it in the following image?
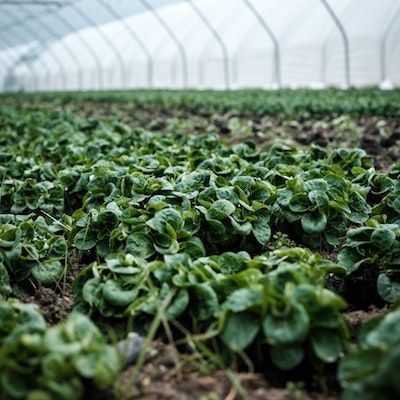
[1,0,400,91]
[1,1,400,400]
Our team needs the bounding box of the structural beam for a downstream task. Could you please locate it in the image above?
[185,0,230,89]
[99,0,153,87]
[67,1,126,87]
[320,0,351,88]
[241,0,281,87]
[380,4,400,83]
[139,0,188,87]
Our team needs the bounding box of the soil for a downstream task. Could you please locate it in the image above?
[121,341,337,400]
[340,265,384,310]
[18,285,73,325]
[17,256,81,324]
[345,306,387,333]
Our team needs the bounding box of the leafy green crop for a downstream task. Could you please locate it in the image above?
[338,222,400,303]
[73,247,348,370]
[0,215,67,288]
[8,88,400,118]
[1,97,400,398]
[0,299,122,400]
[274,174,370,247]
[338,307,400,400]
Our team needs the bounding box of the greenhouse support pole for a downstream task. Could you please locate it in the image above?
[0,38,31,92]
[186,0,230,89]
[53,11,104,90]
[320,1,353,85]
[0,47,11,89]
[14,23,68,90]
[98,0,154,88]
[138,0,188,88]
[241,0,281,88]
[68,2,127,88]
[5,13,67,90]
[29,3,86,90]
[0,33,39,91]
[380,4,400,83]
[320,0,350,88]
[66,5,105,89]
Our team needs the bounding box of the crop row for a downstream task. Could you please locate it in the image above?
[0,102,399,399]
[5,88,400,117]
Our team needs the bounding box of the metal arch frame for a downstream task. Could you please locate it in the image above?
[0,5,47,91]
[97,0,153,88]
[320,0,351,88]
[2,7,67,90]
[185,0,230,89]
[0,29,37,90]
[138,0,188,88]
[241,0,281,87]
[26,3,82,88]
[0,0,110,89]
[67,1,126,88]
[320,0,354,86]
[0,6,60,88]
[0,1,81,90]
[0,0,75,35]
[30,0,85,90]
[51,10,103,89]
[0,0,78,92]
[380,4,400,83]
[0,37,34,92]
[0,19,51,90]
[0,1,63,6]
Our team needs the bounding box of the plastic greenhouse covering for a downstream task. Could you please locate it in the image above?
[0,0,399,92]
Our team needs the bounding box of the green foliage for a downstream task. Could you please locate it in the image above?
[220,248,348,369]
[2,95,400,397]
[0,299,122,400]
[0,216,67,288]
[338,222,400,302]
[274,173,370,247]
[338,307,400,400]
[8,88,400,118]
[74,248,348,370]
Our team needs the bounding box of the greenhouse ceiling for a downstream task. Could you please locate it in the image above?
[0,0,399,91]
[0,0,181,47]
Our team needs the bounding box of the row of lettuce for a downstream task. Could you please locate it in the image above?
[7,88,400,117]
[0,104,399,399]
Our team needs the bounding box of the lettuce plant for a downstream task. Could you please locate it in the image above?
[220,250,349,370]
[275,174,371,247]
[0,299,122,400]
[74,248,347,371]
[372,162,400,223]
[338,307,400,400]
[337,222,400,303]
[0,216,67,288]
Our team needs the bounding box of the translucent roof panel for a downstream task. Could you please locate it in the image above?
[0,0,399,92]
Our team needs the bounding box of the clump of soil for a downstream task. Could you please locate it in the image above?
[17,258,81,324]
[345,306,387,334]
[120,342,337,400]
[18,285,73,324]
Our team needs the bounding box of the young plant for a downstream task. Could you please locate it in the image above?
[0,216,67,288]
[275,173,371,248]
[338,307,400,400]
[0,299,122,400]
[337,222,400,303]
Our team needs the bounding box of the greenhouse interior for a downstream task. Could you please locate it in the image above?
[1,1,400,400]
